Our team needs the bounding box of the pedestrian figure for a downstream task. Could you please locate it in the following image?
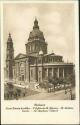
[65,88,67,94]
[70,88,73,100]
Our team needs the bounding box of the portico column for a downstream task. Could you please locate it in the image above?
[52,68,54,77]
[47,68,48,77]
[57,68,59,78]
[63,68,64,78]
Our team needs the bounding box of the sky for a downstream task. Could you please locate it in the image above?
[3,3,75,63]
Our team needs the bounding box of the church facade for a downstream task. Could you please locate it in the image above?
[6,19,74,85]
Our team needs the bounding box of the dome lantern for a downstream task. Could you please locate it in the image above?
[33,18,39,29]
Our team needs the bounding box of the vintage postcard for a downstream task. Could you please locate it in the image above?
[1,0,79,124]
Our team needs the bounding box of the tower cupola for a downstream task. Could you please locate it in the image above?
[7,33,13,42]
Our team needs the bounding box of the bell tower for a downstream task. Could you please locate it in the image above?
[6,33,14,80]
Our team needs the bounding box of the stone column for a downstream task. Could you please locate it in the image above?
[25,59,30,83]
[52,68,54,77]
[57,68,59,78]
[18,62,19,81]
[13,66,14,80]
[47,68,48,77]
[63,68,64,78]
[16,63,18,82]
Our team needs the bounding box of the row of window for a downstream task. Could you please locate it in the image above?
[37,57,62,64]
[43,57,62,63]
[29,57,62,65]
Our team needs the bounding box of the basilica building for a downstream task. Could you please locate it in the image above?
[6,19,74,85]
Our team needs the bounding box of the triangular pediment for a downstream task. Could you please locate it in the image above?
[15,53,27,60]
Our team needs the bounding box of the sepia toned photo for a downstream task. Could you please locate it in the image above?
[3,3,75,100]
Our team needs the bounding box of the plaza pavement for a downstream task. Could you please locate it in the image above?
[20,87,75,100]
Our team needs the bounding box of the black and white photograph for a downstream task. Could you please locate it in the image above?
[1,0,79,124]
[3,2,76,100]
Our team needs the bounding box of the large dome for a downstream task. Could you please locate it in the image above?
[28,18,45,42]
[29,29,44,39]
